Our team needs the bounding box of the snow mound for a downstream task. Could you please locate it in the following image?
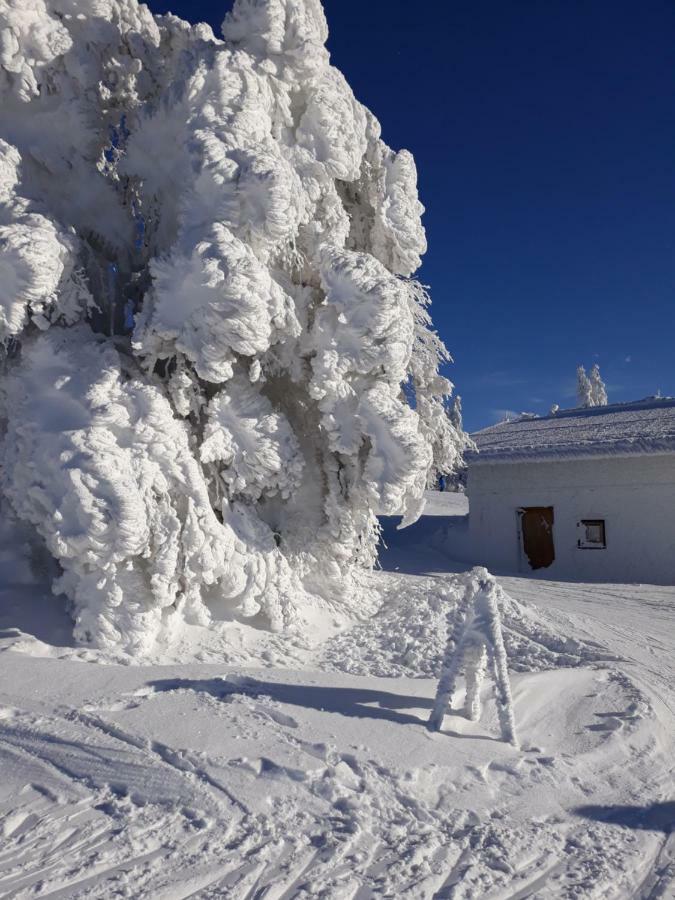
[0,0,466,650]
[322,571,609,678]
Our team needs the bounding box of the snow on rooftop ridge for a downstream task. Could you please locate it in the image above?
[545,395,675,421]
[469,396,675,465]
[481,396,675,432]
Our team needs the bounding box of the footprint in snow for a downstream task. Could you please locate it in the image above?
[255,705,299,729]
[587,705,642,733]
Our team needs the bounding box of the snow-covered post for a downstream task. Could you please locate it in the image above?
[429,568,518,746]
[462,642,487,721]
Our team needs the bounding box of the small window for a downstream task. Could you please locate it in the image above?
[578,519,606,549]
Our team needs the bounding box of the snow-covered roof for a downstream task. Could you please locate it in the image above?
[469,398,675,464]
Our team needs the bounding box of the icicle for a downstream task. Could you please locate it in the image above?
[429,567,518,746]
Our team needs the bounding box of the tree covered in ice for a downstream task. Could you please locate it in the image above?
[576,364,608,409]
[589,363,608,406]
[449,394,464,433]
[576,365,594,408]
[0,0,465,651]
[428,393,473,491]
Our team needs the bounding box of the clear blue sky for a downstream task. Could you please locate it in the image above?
[146,0,675,432]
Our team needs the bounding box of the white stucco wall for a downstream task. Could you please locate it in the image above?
[454,454,675,584]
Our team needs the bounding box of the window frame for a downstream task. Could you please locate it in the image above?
[577,518,607,550]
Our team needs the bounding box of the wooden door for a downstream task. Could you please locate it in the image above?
[519,507,555,570]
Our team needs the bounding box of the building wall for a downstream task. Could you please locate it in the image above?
[459,454,675,584]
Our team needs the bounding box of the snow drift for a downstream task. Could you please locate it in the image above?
[0,0,463,651]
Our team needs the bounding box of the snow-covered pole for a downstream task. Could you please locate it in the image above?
[427,628,470,732]
[484,584,517,746]
[428,568,518,746]
[463,642,487,722]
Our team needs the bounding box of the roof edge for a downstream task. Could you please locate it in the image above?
[466,440,675,466]
[472,397,675,438]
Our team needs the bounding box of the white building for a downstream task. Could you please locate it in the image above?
[449,399,675,584]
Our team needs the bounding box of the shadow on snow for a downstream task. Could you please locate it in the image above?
[574,802,675,833]
[147,676,435,728]
[146,677,504,742]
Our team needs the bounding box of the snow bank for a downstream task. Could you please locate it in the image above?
[0,0,465,650]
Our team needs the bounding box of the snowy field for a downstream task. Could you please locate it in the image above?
[1,492,673,899]
[2,1,670,895]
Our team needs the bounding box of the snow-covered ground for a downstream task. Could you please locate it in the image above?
[1,492,674,898]
[415,490,469,518]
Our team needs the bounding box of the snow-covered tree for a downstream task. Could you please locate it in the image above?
[425,393,474,491]
[0,0,467,651]
[576,365,594,408]
[444,395,474,491]
[449,395,464,432]
[589,364,608,406]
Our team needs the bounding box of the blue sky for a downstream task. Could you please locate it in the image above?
[146,0,675,432]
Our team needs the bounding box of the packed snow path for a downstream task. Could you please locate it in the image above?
[0,501,674,897]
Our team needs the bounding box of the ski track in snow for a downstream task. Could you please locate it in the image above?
[1,503,674,897]
[0,667,669,900]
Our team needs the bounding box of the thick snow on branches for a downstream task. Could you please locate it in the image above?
[577,364,608,408]
[0,0,464,651]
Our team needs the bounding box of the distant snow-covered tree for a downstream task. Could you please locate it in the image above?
[576,366,594,408]
[427,394,474,491]
[589,364,608,406]
[0,0,467,651]
[450,395,464,432]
